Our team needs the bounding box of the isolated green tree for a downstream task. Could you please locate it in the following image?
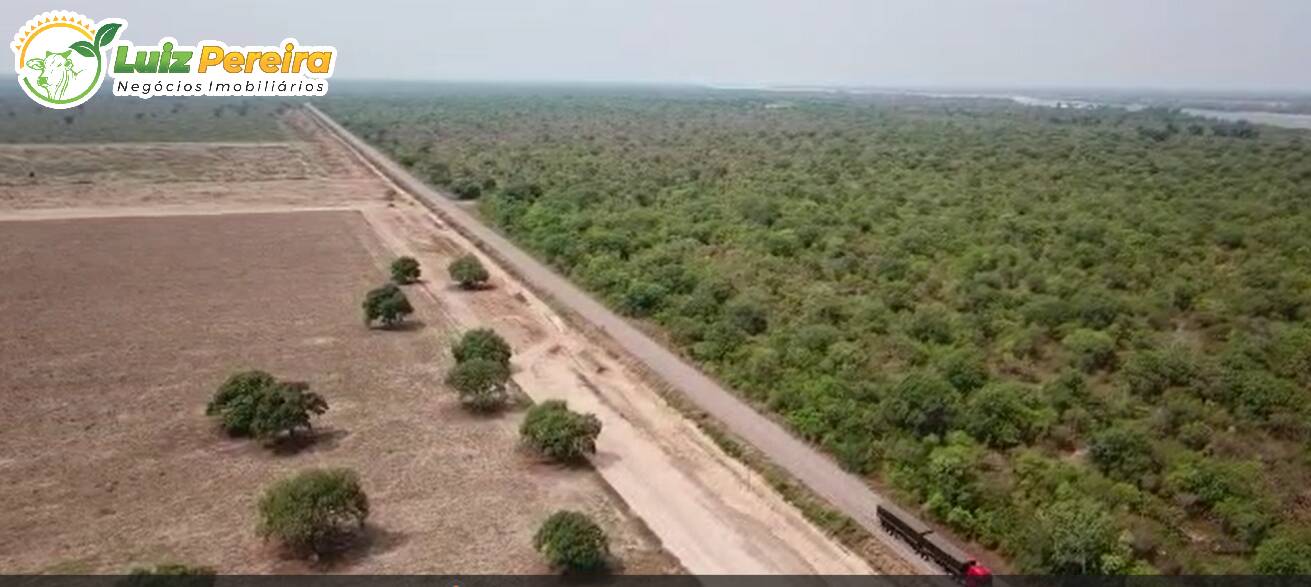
[521,400,602,463]
[206,371,327,442]
[448,254,490,289]
[248,381,328,440]
[534,510,609,572]
[452,328,512,366]
[362,283,414,328]
[257,468,369,556]
[390,256,421,284]
[446,358,511,412]
[207,370,279,434]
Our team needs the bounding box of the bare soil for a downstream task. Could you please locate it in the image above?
[0,211,675,574]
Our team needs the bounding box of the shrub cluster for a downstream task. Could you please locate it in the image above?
[534,510,609,572]
[451,328,512,365]
[120,564,216,587]
[362,283,414,328]
[447,328,514,411]
[390,256,421,284]
[257,468,369,556]
[520,400,602,463]
[448,254,490,289]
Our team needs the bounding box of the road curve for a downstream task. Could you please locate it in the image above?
[305,103,941,575]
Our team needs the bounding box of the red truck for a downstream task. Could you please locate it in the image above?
[876,503,993,586]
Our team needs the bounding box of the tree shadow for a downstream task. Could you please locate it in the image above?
[518,446,598,472]
[269,428,349,457]
[448,282,497,293]
[586,449,620,469]
[553,562,631,585]
[370,319,427,333]
[316,525,409,570]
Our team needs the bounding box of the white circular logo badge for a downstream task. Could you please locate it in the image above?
[11,11,125,109]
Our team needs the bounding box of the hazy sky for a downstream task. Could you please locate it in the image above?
[8,0,1310,91]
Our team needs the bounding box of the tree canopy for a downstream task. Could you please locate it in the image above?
[326,89,1311,574]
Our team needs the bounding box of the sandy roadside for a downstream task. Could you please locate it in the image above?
[359,201,874,575]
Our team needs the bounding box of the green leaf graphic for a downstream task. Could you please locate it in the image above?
[94,23,121,48]
[69,41,96,58]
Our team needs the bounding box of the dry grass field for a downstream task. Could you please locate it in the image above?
[0,209,675,574]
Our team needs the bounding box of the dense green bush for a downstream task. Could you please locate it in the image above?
[257,468,369,556]
[534,510,609,572]
[1026,494,1129,574]
[1088,426,1156,484]
[452,328,512,366]
[521,400,602,463]
[362,283,414,328]
[1214,497,1274,547]
[206,370,278,433]
[390,256,421,284]
[880,372,958,436]
[1121,346,1202,398]
[1063,329,1118,373]
[1253,527,1311,574]
[450,177,484,199]
[120,564,216,587]
[448,254,490,289]
[445,358,511,411]
[964,382,1051,448]
[1165,456,1259,508]
[938,349,989,393]
[206,371,327,442]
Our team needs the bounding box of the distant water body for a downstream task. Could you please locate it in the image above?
[741,86,1311,131]
[917,93,1311,130]
[1178,108,1311,130]
[920,92,1311,131]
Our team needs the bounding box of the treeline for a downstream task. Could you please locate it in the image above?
[323,90,1311,574]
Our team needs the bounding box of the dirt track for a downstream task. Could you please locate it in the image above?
[307,103,939,574]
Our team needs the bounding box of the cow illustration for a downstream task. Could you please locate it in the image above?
[26,50,81,101]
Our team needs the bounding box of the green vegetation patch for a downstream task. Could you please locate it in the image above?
[325,88,1311,574]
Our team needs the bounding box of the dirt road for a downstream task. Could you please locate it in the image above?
[306,104,939,574]
[360,204,874,574]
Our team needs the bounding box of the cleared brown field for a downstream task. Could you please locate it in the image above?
[0,210,675,574]
[0,109,384,212]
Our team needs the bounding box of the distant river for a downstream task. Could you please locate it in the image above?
[749,87,1311,131]
[1008,95,1311,130]
[1179,108,1311,130]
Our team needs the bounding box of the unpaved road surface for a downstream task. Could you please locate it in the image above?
[308,103,940,575]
